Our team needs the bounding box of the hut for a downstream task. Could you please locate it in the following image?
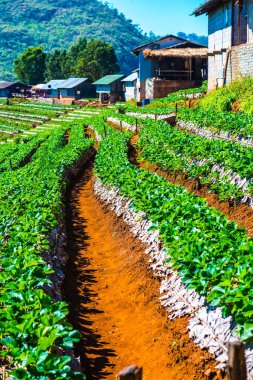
[92,75,125,103]
[31,84,45,98]
[40,80,66,98]
[122,70,140,101]
[193,0,253,90]
[0,81,30,98]
[57,78,95,99]
[40,78,95,100]
[132,35,208,100]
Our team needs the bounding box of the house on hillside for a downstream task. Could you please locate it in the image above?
[121,70,140,101]
[41,78,95,100]
[93,75,125,103]
[193,0,253,90]
[0,81,30,98]
[132,35,208,100]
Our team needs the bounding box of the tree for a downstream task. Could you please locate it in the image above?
[14,46,46,85]
[74,39,120,81]
[67,37,87,75]
[45,49,69,80]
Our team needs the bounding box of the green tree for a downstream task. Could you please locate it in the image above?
[74,39,120,81]
[14,46,46,84]
[67,37,87,75]
[45,49,69,80]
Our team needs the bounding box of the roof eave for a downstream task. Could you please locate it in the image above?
[192,0,225,16]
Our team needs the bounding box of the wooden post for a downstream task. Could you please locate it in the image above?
[188,99,191,109]
[227,341,247,380]
[189,57,192,81]
[104,124,107,138]
[175,102,178,117]
[223,47,231,87]
[184,90,187,106]
[120,120,123,132]
[155,113,157,121]
[135,119,138,135]
[119,366,143,380]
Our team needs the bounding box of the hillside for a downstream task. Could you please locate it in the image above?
[0,0,149,80]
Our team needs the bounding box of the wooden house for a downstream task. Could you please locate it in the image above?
[121,70,140,101]
[132,35,208,100]
[0,81,30,98]
[193,0,253,90]
[93,75,125,103]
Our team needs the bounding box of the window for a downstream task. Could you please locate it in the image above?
[233,0,249,45]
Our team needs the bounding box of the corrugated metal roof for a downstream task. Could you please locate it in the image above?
[0,81,19,89]
[41,80,65,90]
[93,75,125,85]
[32,84,45,90]
[122,73,138,82]
[192,0,222,16]
[58,78,88,89]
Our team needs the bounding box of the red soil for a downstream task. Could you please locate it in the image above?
[64,167,225,380]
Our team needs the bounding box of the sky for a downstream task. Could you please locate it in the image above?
[106,0,208,37]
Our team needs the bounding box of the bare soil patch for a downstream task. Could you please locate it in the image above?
[63,165,225,380]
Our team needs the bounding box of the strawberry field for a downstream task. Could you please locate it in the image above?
[1,85,253,379]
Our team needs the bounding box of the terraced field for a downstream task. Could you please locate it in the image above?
[1,90,253,379]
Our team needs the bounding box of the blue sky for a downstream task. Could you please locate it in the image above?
[106,0,208,36]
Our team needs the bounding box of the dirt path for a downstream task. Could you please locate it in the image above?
[64,165,225,380]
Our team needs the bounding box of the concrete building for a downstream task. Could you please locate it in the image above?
[193,0,253,90]
[132,35,208,100]
[0,81,30,98]
[93,75,125,103]
[121,70,140,101]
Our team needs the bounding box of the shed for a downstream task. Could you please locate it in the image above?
[121,71,140,101]
[58,78,95,99]
[31,84,45,98]
[133,35,208,100]
[41,80,66,98]
[92,74,125,103]
[193,0,253,89]
[0,81,30,98]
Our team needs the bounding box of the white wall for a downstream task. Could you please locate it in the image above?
[208,1,233,89]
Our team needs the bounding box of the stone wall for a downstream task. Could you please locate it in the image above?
[227,43,253,82]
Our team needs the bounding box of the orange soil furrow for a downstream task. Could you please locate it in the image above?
[63,166,225,380]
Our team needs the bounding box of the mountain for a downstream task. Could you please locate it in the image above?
[0,0,150,80]
[177,32,208,46]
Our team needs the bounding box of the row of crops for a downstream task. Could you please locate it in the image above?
[2,83,253,378]
[90,117,253,344]
[0,102,73,141]
[107,113,253,202]
[0,103,96,378]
